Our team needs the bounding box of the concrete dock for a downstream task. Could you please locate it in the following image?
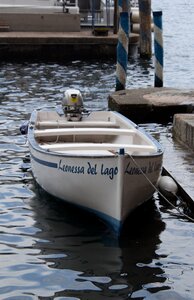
[173,114,194,151]
[0,31,139,60]
[0,5,140,60]
[108,87,194,123]
[109,87,194,209]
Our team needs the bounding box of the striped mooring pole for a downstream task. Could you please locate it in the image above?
[153,10,163,87]
[115,0,129,91]
[118,0,122,12]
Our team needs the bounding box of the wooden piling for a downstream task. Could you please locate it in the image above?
[113,0,119,34]
[138,0,152,58]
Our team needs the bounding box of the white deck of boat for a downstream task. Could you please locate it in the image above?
[34,111,157,155]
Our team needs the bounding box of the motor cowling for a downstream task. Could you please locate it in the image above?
[62,89,84,121]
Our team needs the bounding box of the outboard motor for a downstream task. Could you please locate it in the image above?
[62,89,84,121]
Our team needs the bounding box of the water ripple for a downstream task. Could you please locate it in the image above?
[1,2,194,296]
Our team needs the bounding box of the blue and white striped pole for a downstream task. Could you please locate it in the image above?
[116,8,129,91]
[118,0,122,12]
[153,10,163,87]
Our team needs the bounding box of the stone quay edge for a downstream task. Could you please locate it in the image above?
[173,114,194,152]
[108,87,194,124]
[0,31,139,60]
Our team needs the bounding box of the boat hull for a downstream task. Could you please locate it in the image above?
[29,145,162,233]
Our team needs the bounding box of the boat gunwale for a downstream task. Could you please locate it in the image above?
[28,110,163,159]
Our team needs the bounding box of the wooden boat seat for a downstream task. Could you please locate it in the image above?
[34,128,136,137]
[36,121,119,129]
[41,142,156,152]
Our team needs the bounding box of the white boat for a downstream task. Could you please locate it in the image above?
[27,89,163,233]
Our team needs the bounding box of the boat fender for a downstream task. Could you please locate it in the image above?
[157,175,178,198]
[20,121,29,135]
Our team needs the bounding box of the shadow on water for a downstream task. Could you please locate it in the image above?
[27,181,167,299]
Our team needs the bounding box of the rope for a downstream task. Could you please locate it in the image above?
[129,154,194,222]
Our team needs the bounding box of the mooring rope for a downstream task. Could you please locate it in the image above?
[129,154,194,222]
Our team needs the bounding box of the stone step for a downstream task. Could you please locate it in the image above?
[173,114,194,151]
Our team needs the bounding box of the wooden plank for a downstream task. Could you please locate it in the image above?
[162,167,194,212]
[34,127,135,137]
[41,142,156,152]
[36,120,119,129]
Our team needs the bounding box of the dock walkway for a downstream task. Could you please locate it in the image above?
[0,31,139,60]
[109,88,194,123]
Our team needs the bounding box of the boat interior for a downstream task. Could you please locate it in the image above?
[33,111,157,155]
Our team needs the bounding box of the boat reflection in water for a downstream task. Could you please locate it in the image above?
[28,183,167,299]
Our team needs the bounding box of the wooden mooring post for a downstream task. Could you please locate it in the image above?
[138,0,152,58]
